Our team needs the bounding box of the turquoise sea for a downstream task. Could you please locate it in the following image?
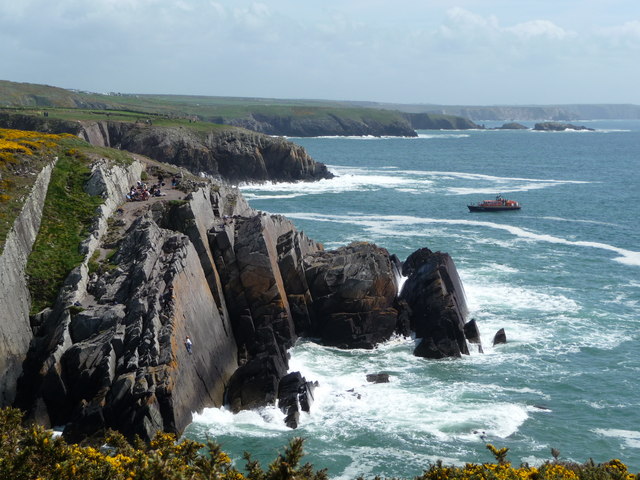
[185,120,640,478]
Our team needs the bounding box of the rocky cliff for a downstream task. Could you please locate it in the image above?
[406,113,481,130]
[0,160,56,407]
[227,112,417,137]
[0,113,333,183]
[2,136,476,442]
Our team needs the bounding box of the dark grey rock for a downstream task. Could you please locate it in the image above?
[493,328,507,345]
[533,122,594,131]
[400,248,469,359]
[366,373,390,383]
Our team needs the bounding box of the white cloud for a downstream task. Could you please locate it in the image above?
[597,20,640,48]
[0,1,639,103]
[506,20,573,40]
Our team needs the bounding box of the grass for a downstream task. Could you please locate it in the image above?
[25,147,104,313]
[0,79,412,128]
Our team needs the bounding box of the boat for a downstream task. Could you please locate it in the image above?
[468,194,521,212]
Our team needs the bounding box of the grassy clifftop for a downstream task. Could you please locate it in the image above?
[0,128,141,312]
[0,80,477,136]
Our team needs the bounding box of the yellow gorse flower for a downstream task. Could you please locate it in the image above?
[0,128,65,166]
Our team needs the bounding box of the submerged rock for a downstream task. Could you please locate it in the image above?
[366,373,390,383]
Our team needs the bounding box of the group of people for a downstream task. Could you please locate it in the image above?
[126,180,166,201]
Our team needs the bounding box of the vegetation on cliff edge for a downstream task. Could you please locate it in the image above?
[24,142,106,313]
[0,128,67,249]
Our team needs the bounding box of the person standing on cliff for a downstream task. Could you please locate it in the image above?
[185,336,193,354]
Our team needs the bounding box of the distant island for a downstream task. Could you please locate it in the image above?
[498,121,595,131]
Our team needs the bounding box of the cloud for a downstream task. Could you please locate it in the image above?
[506,20,573,40]
[0,1,639,103]
[597,20,640,48]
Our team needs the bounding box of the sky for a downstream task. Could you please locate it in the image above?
[1,0,639,105]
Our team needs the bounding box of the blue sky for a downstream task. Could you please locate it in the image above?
[1,0,639,105]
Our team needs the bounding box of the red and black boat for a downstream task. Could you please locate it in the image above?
[468,194,521,212]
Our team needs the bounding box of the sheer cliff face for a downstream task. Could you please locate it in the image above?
[0,113,334,184]
[0,161,56,407]
[227,113,417,137]
[81,122,334,183]
[14,167,248,440]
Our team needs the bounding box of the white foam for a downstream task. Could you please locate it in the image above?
[286,340,530,443]
[464,280,580,314]
[394,170,590,185]
[192,405,288,436]
[282,212,640,267]
[417,133,471,139]
[536,216,620,227]
[593,429,640,449]
[241,167,590,199]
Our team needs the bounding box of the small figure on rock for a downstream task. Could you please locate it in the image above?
[185,336,193,354]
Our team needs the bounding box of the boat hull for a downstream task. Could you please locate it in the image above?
[468,205,521,212]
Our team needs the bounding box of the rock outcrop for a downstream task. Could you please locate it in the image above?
[277,371,317,429]
[493,328,507,345]
[499,122,528,130]
[227,113,417,137]
[2,130,478,441]
[14,163,241,440]
[89,123,334,183]
[0,113,333,184]
[533,122,595,132]
[303,243,404,349]
[400,248,469,359]
[406,113,481,130]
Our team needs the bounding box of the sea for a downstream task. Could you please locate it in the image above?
[184,120,640,478]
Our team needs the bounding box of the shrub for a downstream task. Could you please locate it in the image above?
[0,407,329,480]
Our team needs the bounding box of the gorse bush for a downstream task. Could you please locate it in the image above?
[0,407,636,480]
[413,444,637,480]
[0,407,325,480]
[0,128,62,167]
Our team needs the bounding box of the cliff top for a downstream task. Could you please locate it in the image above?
[0,79,410,128]
[0,128,74,249]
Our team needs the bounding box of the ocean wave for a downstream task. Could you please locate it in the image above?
[190,405,288,436]
[463,280,580,315]
[393,170,590,185]
[281,212,640,267]
[535,216,620,227]
[240,167,590,199]
[593,429,640,449]
[416,133,471,139]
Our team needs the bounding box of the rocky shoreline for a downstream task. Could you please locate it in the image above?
[0,126,500,444]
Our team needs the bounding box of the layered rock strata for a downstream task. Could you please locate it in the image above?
[4,154,475,442]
